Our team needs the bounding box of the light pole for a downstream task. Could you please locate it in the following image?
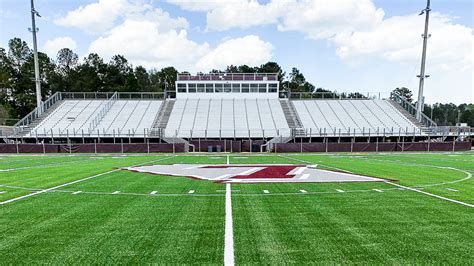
[416,0,431,121]
[30,0,42,114]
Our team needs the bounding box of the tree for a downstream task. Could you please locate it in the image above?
[7,38,31,69]
[135,66,150,92]
[393,87,413,102]
[104,55,137,92]
[158,66,178,91]
[257,62,284,82]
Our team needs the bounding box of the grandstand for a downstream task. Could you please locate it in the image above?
[4,73,471,153]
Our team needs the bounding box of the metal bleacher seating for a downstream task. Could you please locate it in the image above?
[293,99,418,135]
[164,99,290,138]
[29,100,162,137]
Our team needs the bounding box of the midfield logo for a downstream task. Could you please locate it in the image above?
[125,164,386,183]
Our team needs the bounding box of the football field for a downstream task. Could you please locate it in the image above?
[0,152,473,264]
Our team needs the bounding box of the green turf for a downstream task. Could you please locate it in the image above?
[0,152,472,264]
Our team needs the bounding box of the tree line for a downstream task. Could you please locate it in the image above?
[0,37,472,127]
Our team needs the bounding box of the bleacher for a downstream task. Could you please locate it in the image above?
[293,99,418,135]
[28,100,162,137]
[164,99,289,138]
[22,96,426,139]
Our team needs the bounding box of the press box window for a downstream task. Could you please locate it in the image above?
[269,83,278,93]
[259,84,267,93]
[197,84,205,93]
[241,84,250,93]
[177,83,187,93]
[188,84,197,93]
[215,84,223,93]
[224,84,231,93]
[250,84,258,93]
[205,84,214,93]
[232,84,240,93]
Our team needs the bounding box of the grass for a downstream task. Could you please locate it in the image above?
[0,152,472,264]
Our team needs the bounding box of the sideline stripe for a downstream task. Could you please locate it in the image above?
[150,191,158,195]
[226,155,230,165]
[387,182,473,208]
[72,191,82,195]
[224,183,234,266]
[263,190,270,194]
[0,156,175,205]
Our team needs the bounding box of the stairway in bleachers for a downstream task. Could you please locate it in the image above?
[280,99,305,137]
[152,99,175,129]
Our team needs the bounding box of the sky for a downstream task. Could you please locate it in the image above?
[0,0,472,104]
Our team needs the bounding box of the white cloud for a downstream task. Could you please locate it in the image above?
[87,16,272,71]
[332,13,473,71]
[168,0,384,34]
[55,0,185,34]
[55,0,134,33]
[197,35,273,70]
[277,0,384,40]
[88,19,209,70]
[43,37,77,58]
[168,0,282,31]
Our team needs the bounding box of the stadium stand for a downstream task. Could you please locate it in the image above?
[11,73,464,149]
[164,99,289,138]
[27,99,162,137]
[293,99,418,135]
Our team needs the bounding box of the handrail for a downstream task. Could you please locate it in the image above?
[88,92,118,133]
[13,92,63,134]
[390,92,437,127]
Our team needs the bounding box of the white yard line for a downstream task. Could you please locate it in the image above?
[0,169,118,205]
[0,191,5,194]
[224,183,235,266]
[188,190,195,194]
[150,191,158,195]
[72,191,82,195]
[386,182,473,208]
[226,155,230,165]
[446,188,459,192]
[0,156,175,205]
[299,189,307,193]
[263,190,270,194]
[336,189,345,193]
[373,189,384,193]
[112,191,121,194]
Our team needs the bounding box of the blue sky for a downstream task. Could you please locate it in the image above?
[0,0,472,104]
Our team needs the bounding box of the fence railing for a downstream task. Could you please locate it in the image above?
[13,92,63,134]
[87,92,118,133]
[177,73,279,81]
[281,91,390,100]
[390,92,437,128]
[18,126,472,139]
[61,92,166,100]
